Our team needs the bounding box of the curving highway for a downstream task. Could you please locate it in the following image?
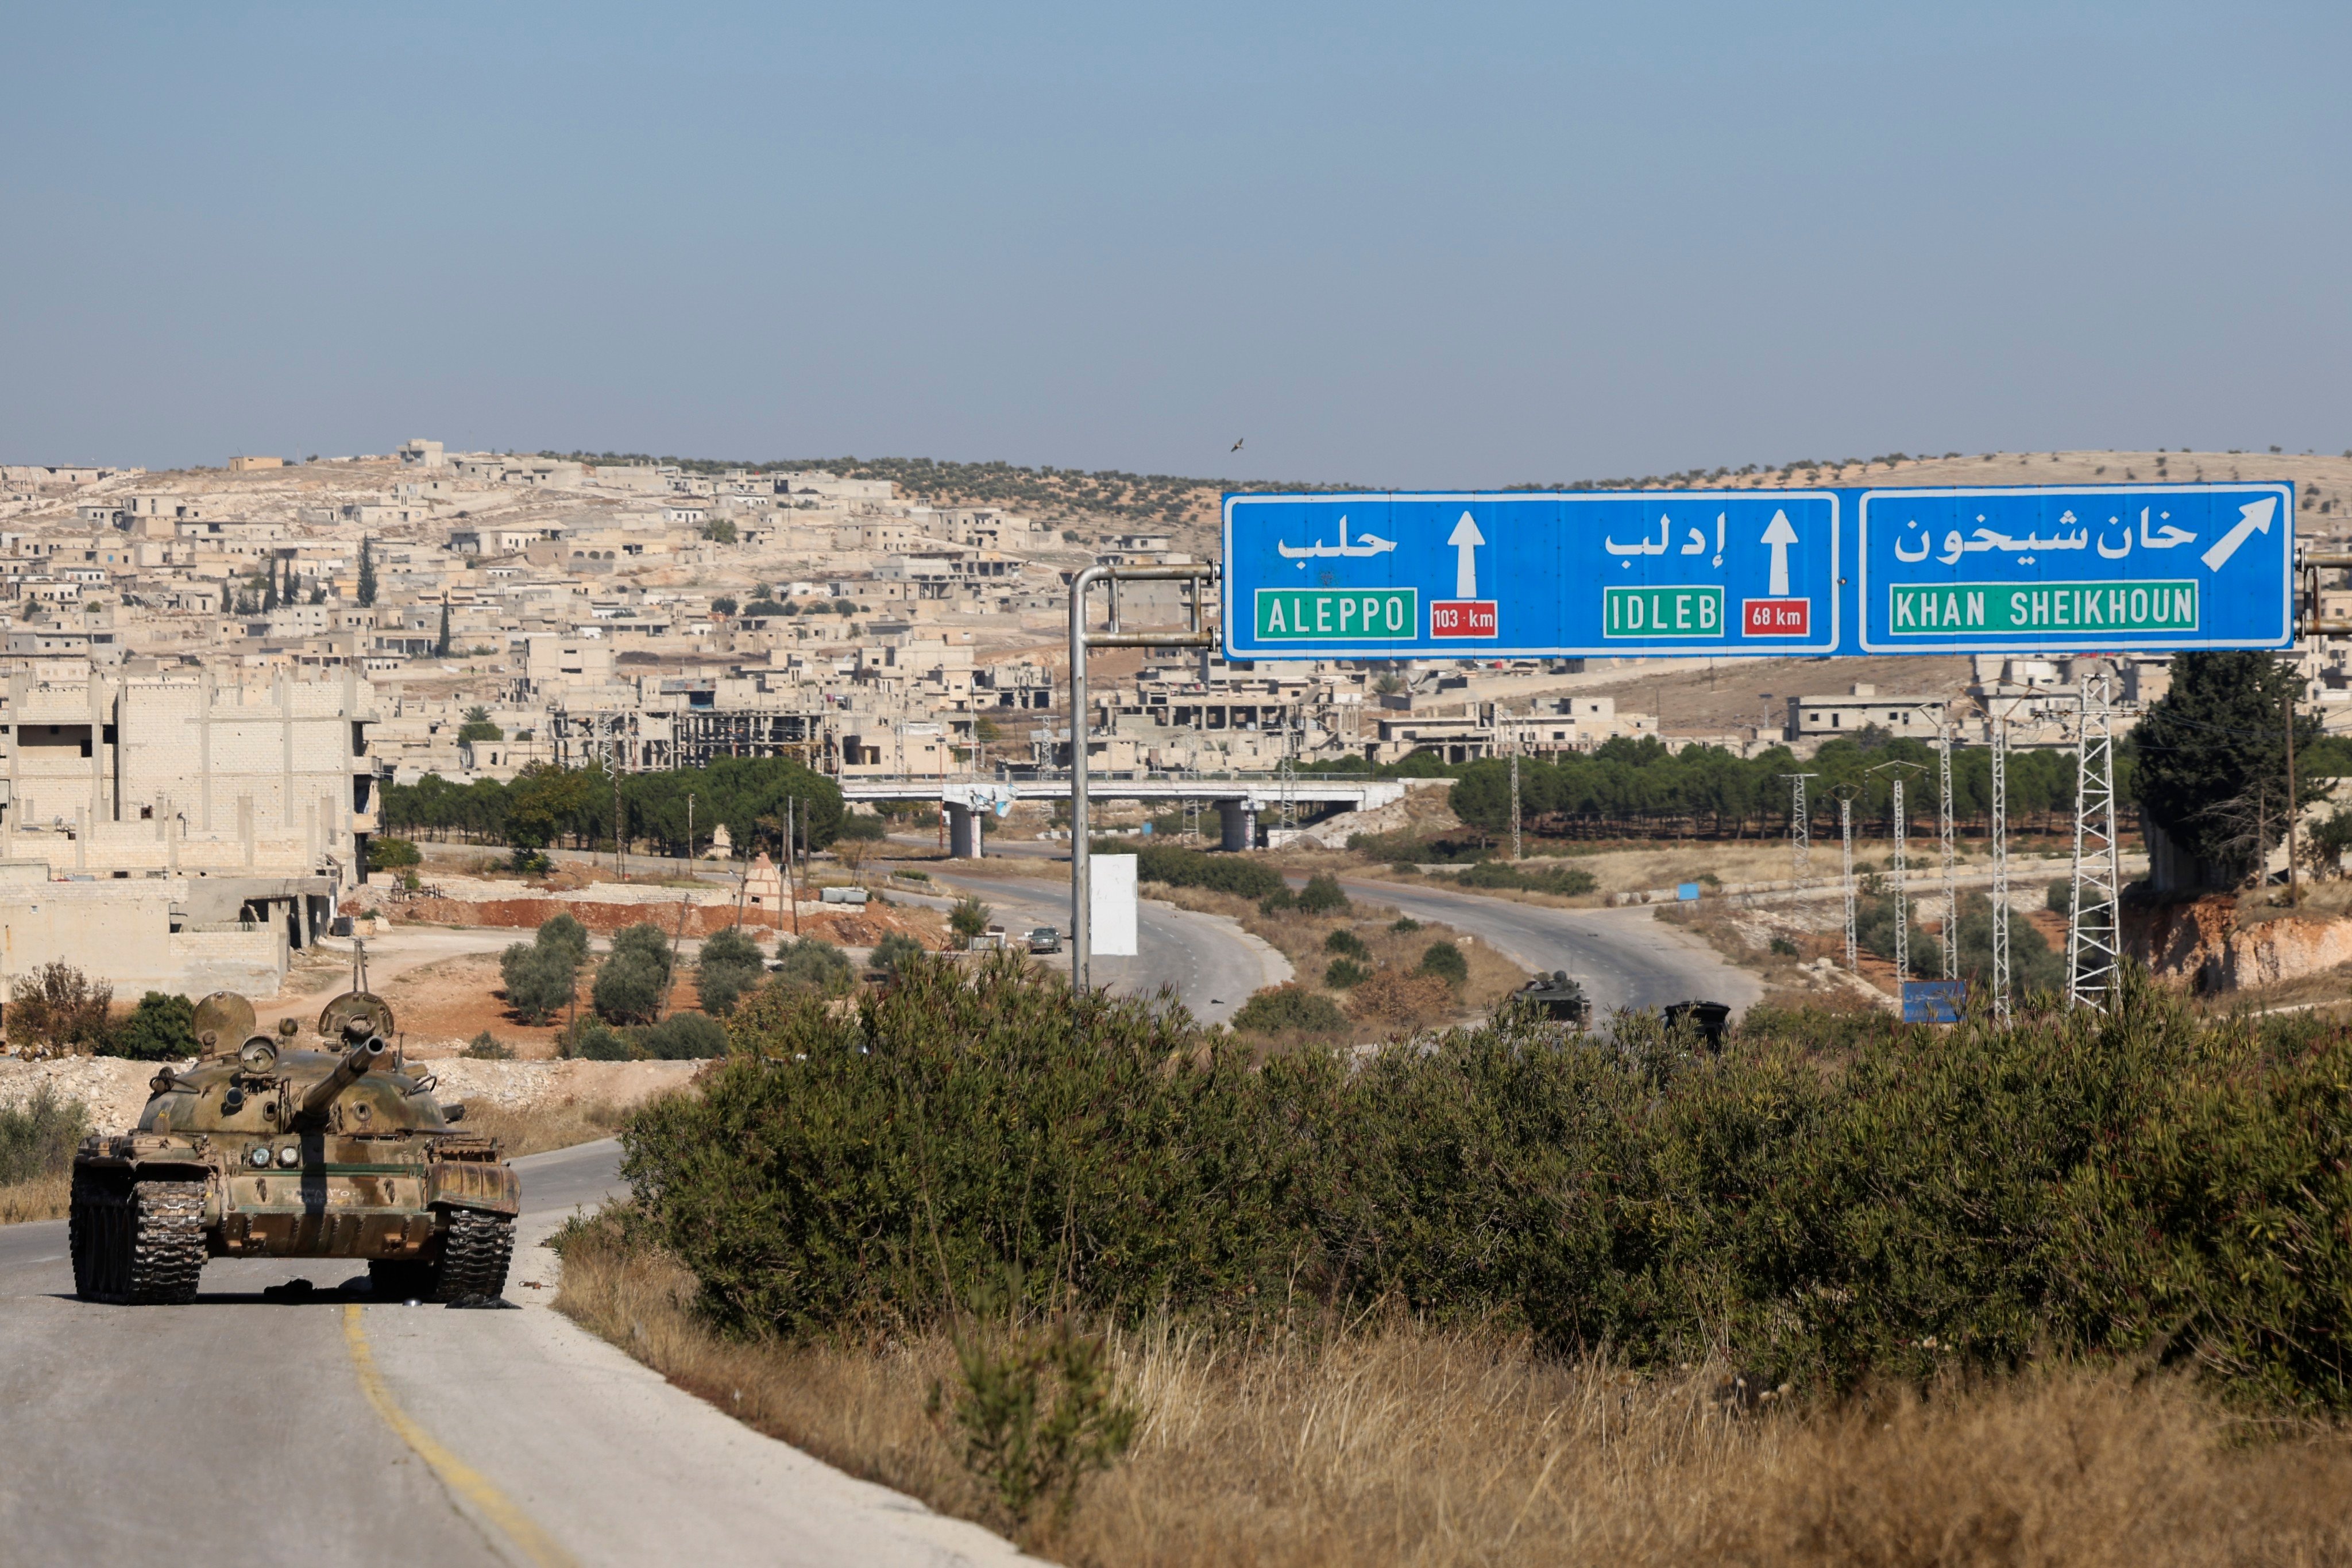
[0,1140,1033,1568]
[1328,874,1763,1021]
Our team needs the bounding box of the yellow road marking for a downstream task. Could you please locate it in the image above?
[343,1303,579,1568]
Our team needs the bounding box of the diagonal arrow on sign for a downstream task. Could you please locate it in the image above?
[1448,512,1485,598]
[2200,496,2276,574]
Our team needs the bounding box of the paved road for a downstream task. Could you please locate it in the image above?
[1328,874,1763,1021]
[0,1141,1030,1568]
[921,835,1754,1023]
[894,859,1287,1028]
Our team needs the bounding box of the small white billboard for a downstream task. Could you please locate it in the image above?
[1089,853,1138,957]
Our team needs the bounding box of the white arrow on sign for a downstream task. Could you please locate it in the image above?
[1449,512,1485,598]
[2199,496,2276,574]
[1760,509,1798,596]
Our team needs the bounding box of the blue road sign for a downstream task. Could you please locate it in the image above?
[1223,491,1841,659]
[1222,483,2297,660]
[1858,484,2295,653]
[1901,979,1967,1025]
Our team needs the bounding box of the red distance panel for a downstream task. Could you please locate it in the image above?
[1430,600,1498,638]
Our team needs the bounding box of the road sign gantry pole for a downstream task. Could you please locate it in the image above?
[1069,563,1219,999]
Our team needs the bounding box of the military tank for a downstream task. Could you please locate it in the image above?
[69,981,519,1306]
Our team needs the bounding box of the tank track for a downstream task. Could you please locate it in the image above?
[71,1177,206,1305]
[431,1208,516,1302]
[369,1208,517,1303]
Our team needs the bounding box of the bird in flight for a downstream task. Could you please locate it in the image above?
[1230,437,1245,452]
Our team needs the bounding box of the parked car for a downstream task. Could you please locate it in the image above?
[1025,926,1061,954]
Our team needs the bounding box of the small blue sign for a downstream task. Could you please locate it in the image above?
[1859,484,2293,652]
[1225,491,1840,660]
[1902,979,1967,1024]
[1676,882,1702,902]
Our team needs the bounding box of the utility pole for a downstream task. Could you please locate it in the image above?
[1839,791,1857,971]
[685,793,695,871]
[2286,663,2301,905]
[1990,713,2011,1024]
[1892,778,1910,985]
[612,750,625,881]
[1937,711,1958,984]
[1507,704,1523,862]
[1778,773,1818,880]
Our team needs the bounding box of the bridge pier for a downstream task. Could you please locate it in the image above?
[945,801,985,859]
[1218,800,1258,852]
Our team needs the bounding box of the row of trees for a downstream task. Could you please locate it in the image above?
[379,756,846,860]
[1447,733,2098,842]
[1445,655,2352,886]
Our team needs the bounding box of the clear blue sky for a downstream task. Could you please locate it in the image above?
[3,2,2344,485]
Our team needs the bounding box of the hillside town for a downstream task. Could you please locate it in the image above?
[0,440,2347,999]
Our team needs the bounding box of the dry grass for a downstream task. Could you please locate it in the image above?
[457,1095,636,1157]
[1145,883,1520,1019]
[0,1170,69,1224]
[556,1232,2352,1566]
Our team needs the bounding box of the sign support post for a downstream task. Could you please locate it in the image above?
[1069,563,1218,999]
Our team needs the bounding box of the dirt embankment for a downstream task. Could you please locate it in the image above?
[2127,897,2352,992]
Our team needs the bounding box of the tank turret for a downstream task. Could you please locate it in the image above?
[69,981,517,1306]
[299,1036,387,1121]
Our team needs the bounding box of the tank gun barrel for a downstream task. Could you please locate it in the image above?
[300,1037,386,1119]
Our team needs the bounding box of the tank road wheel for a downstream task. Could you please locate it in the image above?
[75,1179,204,1304]
[69,1172,121,1300]
[427,1209,515,1303]
[366,1257,434,1300]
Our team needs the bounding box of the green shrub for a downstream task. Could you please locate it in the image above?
[106,992,198,1061]
[1323,958,1369,989]
[1228,983,1347,1035]
[639,1012,729,1060]
[872,932,926,976]
[771,937,855,996]
[932,1308,1141,1538]
[367,835,422,870]
[1416,940,1468,988]
[950,895,994,949]
[2046,879,2073,914]
[464,1030,513,1060]
[1768,936,1800,957]
[538,912,591,968]
[1323,929,1370,960]
[1451,860,1597,896]
[1294,874,1349,915]
[1131,844,1286,901]
[589,922,677,1027]
[1257,888,1295,915]
[696,926,767,1018]
[0,1084,86,1183]
[502,939,580,1025]
[564,1018,636,1060]
[620,963,2352,1413]
[1389,916,1420,933]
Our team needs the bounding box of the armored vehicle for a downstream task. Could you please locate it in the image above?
[1514,970,1590,1028]
[69,982,518,1306]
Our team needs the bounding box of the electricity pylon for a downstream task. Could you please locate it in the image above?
[1779,772,1818,881]
[2067,673,2122,1011]
[1990,713,2011,1024]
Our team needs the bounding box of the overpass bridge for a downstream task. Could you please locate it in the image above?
[839,777,1407,856]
